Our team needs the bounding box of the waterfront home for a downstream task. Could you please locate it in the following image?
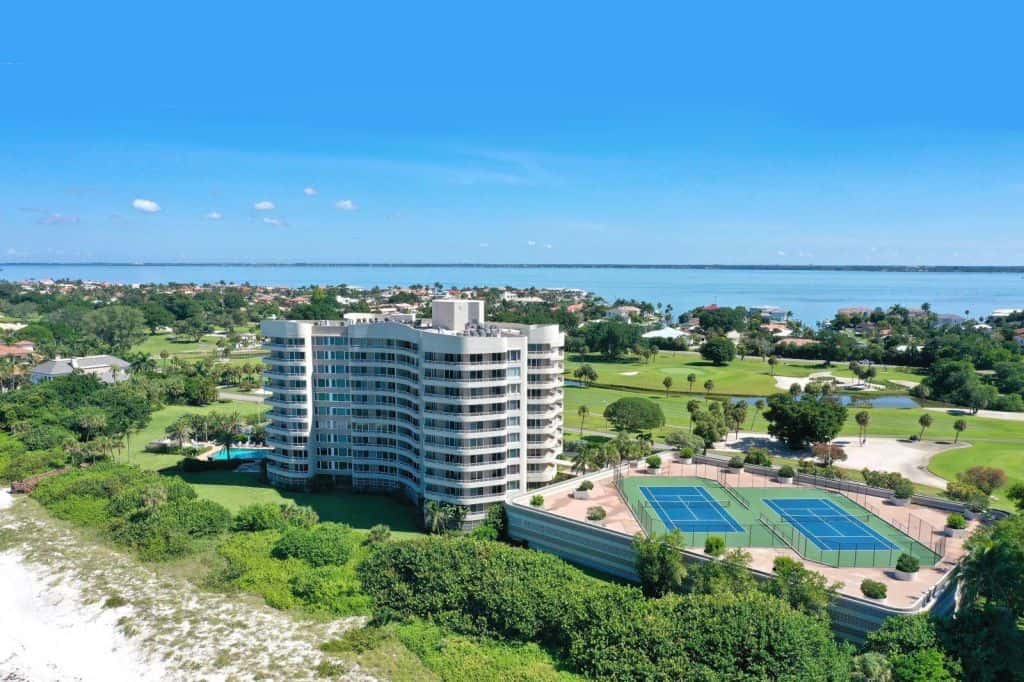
[30,355,130,384]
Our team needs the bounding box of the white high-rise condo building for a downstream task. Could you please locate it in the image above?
[261,300,564,524]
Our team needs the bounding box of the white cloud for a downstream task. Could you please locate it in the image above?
[777,250,786,256]
[479,242,489,248]
[205,211,223,220]
[545,244,553,249]
[253,200,275,211]
[38,212,80,226]
[527,240,537,246]
[335,199,357,211]
[262,217,287,227]
[132,198,161,213]
[303,187,318,196]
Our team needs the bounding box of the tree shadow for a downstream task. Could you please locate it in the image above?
[161,467,421,533]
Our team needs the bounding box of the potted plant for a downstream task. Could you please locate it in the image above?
[893,553,920,581]
[646,455,662,474]
[678,447,694,465]
[727,456,745,473]
[574,479,594,500]
[530,495,544,508]
[963,493,988,520]
[890,479,914,506]
[586,506,607,523]
[776,464,795,485]
[861,579,887,602]
[944,513,968,538]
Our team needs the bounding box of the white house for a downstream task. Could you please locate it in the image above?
[30,355,131,384]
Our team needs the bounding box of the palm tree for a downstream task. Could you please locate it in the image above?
[662,376,672,396]
[571,443,602,475]
[424,500,451,534]
[953,419,968,443]
[214,411,244,459]
[449,505,468,530]
[159,349,170,371]
[703,379,714,397]
[687,373,697,393]
[166,418,193,450]
[855,410,870,445]
[918,413,934,439]
[768,355,778,376]
[650,346,659,363]
[77,409,108,442]
[750,398,767,429]
[577,405,589,434]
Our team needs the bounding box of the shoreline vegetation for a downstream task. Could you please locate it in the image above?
[4,261,1024,272]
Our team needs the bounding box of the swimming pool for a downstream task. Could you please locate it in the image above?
[211,447,269,461]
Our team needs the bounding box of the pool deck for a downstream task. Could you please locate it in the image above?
[540,459,977,608]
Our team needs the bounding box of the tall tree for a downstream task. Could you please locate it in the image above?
[918,413,933,439]
[662,375,672,396]
[577,404,589,434]
[855,410,870,445]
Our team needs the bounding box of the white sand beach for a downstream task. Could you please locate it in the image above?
[0,490,375,682]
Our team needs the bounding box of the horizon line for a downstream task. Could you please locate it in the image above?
[2,262,1024,273]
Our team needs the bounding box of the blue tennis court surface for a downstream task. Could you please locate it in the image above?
[640,486,744,533]
[765,498,899,551]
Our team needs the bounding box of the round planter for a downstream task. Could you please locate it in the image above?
[727,467,743,474]
[648,467,661,476]
[776,476,794,485]
[678,457,694,466]
[864,595,887,605]
[893,569,917,582]
[573,489,592,500]
[890,496,911,507]
[944,526,967,538]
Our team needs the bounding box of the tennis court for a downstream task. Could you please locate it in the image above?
[640,485,744,533]
[764,498,900,552]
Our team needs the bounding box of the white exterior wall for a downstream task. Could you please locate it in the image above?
[261,305,563,523]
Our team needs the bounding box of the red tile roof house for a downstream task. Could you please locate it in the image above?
[1014,329,1024,347]
[0,340,35,361]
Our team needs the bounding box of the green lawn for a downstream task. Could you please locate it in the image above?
[177,470,423,538]
[133,329,266,362]
[566,351,923,397]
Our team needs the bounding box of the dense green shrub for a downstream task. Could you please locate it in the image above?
[777,464,795,479]
[32,465,230,560]
[364,524,392,545]
[896,554,920,573]
[576,480,594,492]
[861,579,887,599]
[946,513,966,530]
[645,455,661,469]
[586,506,606,521]
[704,535,726,557]
[743,448,772,466]
[358,537,850,680]
[271,522,356,567]
[664,431,704,452]
[892,479,915,500]
[530,495,544,507]
[233,503,288,531]
[728,456,745,469]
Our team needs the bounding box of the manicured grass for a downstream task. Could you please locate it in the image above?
[565,351,923,397]
[176,470,423,538]
[566,384,1024,496]
[134,333,217,357]
[130,403,268,471]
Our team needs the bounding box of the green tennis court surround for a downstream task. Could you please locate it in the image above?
[616,474,942,569]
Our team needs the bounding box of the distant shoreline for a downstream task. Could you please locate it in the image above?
[3,262,1024,273]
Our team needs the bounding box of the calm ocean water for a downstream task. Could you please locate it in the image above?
[1,264,1022,325]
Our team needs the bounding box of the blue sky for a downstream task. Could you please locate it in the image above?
[1,2,1023,264]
